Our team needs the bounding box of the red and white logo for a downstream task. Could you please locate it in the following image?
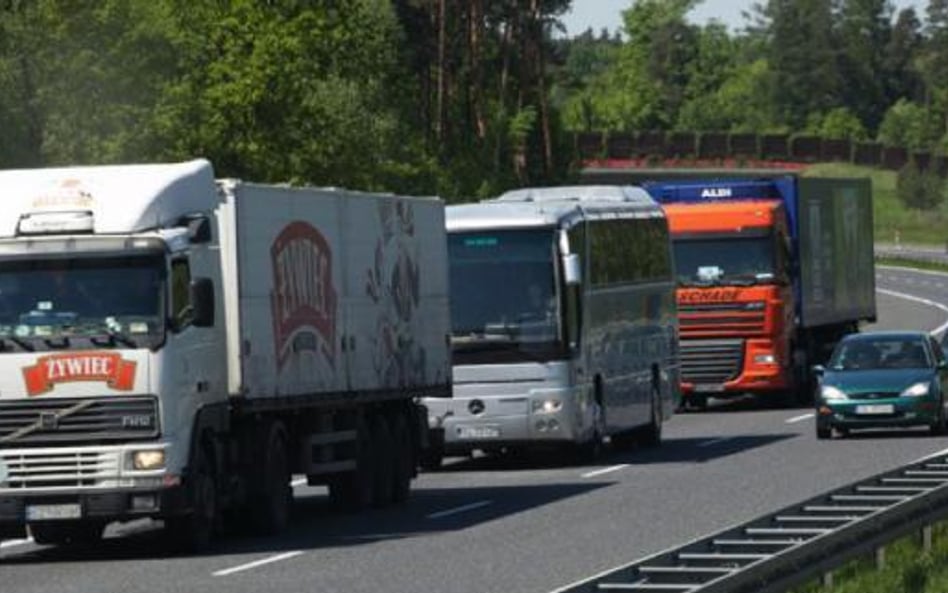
[270,221,337,369]
[22,352,137,397]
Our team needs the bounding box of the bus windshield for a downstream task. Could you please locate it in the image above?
[0,254,165,350]
[448,229,565,363]
[673,233,776,287]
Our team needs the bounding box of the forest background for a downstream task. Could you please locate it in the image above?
[1,0,947,204]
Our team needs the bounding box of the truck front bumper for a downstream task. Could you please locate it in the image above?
[0,485,189,539]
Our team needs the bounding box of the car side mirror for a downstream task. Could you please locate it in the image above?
[811,364,825,376]
[938,360,948,370]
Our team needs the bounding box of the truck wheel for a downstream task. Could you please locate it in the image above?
[419,429,444,471]
[372,415,395,507]
[30,521,104,546]
[329,415,375,511]
[250,423,291,534]
[166,444,217,552]
[391,413,413,504]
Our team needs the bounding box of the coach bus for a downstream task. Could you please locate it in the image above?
[422,185,679,467]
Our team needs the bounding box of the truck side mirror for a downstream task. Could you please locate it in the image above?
[186,215,212,244]
[563,253,581,286]
[191,277,215,327]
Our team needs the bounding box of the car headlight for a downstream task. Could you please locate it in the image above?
[901,382,931,398]
[820,385,848,401]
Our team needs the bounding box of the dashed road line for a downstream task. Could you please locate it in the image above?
[785,413,815,424]
[581,464,629,479]
[426,500,493,520]
[213,551,305,577]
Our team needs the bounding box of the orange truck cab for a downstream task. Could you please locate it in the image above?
[642,176,877,408]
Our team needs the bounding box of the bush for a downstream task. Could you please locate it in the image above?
[897,160,946,210]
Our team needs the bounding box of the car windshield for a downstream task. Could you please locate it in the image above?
[829,336,931,371]
[673,234,776,287]
[0,254,165,350]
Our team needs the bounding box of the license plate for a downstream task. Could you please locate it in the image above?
[694,384,725,393]
[457,425,501,440]
[855,404,895,415]
[26,503,81,521]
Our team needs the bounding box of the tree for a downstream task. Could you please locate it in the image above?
[835,0,892,131]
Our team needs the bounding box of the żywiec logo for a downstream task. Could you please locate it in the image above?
[23,353,137,397]
[270,221,337,369]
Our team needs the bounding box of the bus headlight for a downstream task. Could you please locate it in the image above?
[532,399,563,414]
[130,450,166,471]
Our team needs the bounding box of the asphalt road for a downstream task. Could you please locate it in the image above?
[4,265,948,593]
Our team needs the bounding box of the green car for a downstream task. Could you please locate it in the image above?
[814,331,948,439]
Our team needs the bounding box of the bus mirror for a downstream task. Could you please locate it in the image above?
[563,254,581,285]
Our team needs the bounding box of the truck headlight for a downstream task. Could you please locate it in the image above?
[820,385,848,401]
[901,382,930,398]
[753,354,776,365]
[131,450,166,470]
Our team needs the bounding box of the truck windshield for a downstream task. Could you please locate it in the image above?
[0,254,165,350]
[448,229,565,364]
[674,234,776,287]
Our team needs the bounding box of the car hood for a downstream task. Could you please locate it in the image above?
[822,368,935,395]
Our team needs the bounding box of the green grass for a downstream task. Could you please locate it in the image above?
[804,163,948,246]
[790,521,948,593]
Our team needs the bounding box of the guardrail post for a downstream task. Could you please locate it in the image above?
[923,525,933,552]
[822,571,834,589]
[875,545,886,570]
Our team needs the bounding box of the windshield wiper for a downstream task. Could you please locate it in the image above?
[720,274,759,286]
[90,330,138,348]
[0,336,35,352]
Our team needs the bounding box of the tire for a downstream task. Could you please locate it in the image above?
[576,399,604,464]
[371,415,395,508]
[30,521,104,546]
[816,423,832,440]
[640,388,663,448]
[419,430,444,471]
[931,401,946,436]
[328,415,375,511]
[390,413,413,504]
[685,393,708,412]
[166,444,217,552]
[249,422,292,534]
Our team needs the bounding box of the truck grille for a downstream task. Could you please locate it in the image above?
[0,449,121,489]
[678,302,766,336]
[0,396,159,446]
[681,339,744,384]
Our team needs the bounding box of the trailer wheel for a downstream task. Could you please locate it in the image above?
[329,415,375,511]
[30,521,104,546]
[166,444,217,552]
[391,413,413,503]
[250,422,291,534]
[372,415,395,507]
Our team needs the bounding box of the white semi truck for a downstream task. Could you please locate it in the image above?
[0,159,451,550]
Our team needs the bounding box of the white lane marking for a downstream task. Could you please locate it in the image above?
[0,537,33,549]
[581,464,629,479]
[785,413,815,424]
[697,437,732,448]
[213,551,305,577]
[910,446,948,465]
[426,500,493,520]
[291,477,307,487]
[876,288,948,336]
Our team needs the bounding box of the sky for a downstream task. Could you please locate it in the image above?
[561,0,929,36]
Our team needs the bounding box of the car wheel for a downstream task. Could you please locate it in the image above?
[931,401,947,436]
[816,423,832,440]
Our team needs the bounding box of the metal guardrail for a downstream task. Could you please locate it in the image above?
[553,453,948,593]
[875,243,948,266]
